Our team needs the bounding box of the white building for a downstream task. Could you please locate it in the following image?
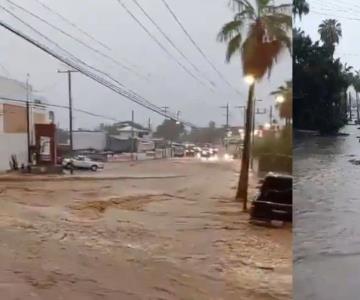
[0,76,50,171]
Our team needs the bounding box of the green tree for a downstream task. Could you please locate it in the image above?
[293,0,309,19]
[293,29,348,134]
[318,19,342,55]
[271,80,293,125]
[218,0,291,209]
[155,119,185,141]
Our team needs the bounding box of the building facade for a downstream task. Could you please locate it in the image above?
[0,76,51,171]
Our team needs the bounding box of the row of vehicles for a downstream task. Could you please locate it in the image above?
[172,143,219,158]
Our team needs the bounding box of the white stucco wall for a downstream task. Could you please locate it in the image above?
[0,133,28,172]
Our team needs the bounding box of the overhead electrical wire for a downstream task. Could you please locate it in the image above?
[0,20,197,127]
[0,4,165,116]
[32,0,111,51]
[4,0,149,82]
[31,0,151,75]
[114,0,213,92]
[160,0,242,96]
[0,95,119,121]
[131,0,216,88]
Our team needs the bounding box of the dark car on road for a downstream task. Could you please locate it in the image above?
[250,173,292,224]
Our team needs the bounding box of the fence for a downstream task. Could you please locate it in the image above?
[0,133,27,172]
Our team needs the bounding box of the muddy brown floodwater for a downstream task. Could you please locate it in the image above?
[0,159,291,300]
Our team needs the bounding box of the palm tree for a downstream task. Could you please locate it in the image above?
[218,0,291,210]
[318,19,342,55]
[271,81,292,125]
[351,71,360,122]
[293,0,309,20]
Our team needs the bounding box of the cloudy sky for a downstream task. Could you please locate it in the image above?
[0,0,291,130]
[296,0,360,74]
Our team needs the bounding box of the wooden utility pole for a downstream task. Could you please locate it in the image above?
[220,103,230,129]
[220,103,230,152]
[58,70,78,154]
[131,110,135,160]
[250,100,264,169]
[269,105,273,125]
[161,106,169,115]
[26,74,31,163]
[235,105,246,128]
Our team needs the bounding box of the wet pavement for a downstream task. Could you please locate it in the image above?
[294,126,360,300]
[0,159,291,299]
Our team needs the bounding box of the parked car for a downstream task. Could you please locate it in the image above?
[250,172,292,223]
[62,155,104,171]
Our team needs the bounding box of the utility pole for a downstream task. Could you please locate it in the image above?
[220,103,230,152]
[148,117,151,130]
[58,69,78,154]
[131,110,135,160]
[269,105,273,125]
[161,106,169,116]
[235,105,246,128]
[250,100,264,169]
[26,74,31,164]
[220,103,230,128]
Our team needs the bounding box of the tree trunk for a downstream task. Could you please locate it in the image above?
[236,82,255,211]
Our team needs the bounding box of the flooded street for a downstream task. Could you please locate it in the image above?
[0,159,291,300]
[294,126,360,300]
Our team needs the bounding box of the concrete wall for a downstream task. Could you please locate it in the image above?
[73,131,107,151]
[0,133,28,172]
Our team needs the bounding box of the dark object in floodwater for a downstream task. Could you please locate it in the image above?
[349,159,360,165]
[250,173,292,224]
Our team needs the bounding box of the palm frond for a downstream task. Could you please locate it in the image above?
[217,19,243,42]
[226,34,242,62]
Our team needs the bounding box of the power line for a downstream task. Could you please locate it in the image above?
[114,0,210,91]
[32,0,111,51]
[160,0,242,96]
[32,0,158,79]
[4,0,148,81]
[0,4,163,117]
[0,20,197,127]
[0,96,119,121]
[310,9,360,22]
[131,0,216,88]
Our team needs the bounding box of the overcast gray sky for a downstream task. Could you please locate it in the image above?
[0,0,291,130]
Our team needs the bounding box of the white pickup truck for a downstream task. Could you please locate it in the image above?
[62,155,104,171]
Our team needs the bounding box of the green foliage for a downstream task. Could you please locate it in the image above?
[154,119,185,141]
[293,28,349,134]
[252,126,292,157]
[293,0,309,19]
[318,19,342,55]
[271,80,292,122]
